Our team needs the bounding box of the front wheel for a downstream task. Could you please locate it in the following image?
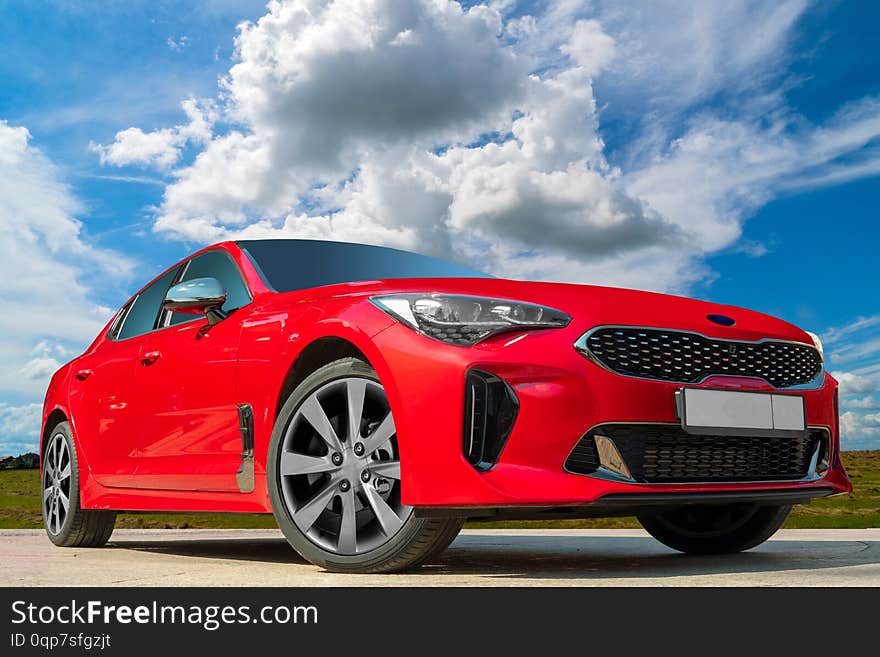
[638,504,791,554]
[42,421,116,547]
[268,358,463,573]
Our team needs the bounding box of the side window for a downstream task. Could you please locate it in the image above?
[116,267,181,340]
[107,302,132,340]
[167,250,251,326]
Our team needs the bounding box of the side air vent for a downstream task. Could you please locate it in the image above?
[463,370,518,471]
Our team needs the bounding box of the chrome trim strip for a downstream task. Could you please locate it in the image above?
[466,380,477,458]
[236,403,255,494]
[593,434,633,480]
[574,324,825,391]
[563,422,832,486]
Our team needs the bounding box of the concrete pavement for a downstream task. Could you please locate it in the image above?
[1,528,878,586]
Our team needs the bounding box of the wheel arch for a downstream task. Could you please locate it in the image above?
[41,403,95,482]
[273,336,372,421]
[259,314,406,507]
[41,408,69,461]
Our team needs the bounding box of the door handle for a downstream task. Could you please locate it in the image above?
[141,351,162,366]
[75,369,93,381]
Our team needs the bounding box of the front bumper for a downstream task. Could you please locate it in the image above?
[370,323,852,510]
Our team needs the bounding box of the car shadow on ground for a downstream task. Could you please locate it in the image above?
[108,533,880,581]
[110,536,308,564]
[435,535,879,581]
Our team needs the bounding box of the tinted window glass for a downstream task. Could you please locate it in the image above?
[168,250,251,325]
[117,267,180,340]
[239,239,489,293]
[106,303,130,340]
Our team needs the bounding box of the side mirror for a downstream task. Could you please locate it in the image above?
[163,277,228,325]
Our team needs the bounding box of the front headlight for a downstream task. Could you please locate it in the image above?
[370,293,571,346]
[806,331,824,362]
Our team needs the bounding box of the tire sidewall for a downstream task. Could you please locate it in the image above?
[638,504,792,554]
[42,421,82,546]
[267,357,432,570]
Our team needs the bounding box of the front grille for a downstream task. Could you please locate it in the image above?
[565,424,826,483]
[582,327,822,388]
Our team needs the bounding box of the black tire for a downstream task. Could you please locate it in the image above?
[638,504,791,555]
[268,357,463,573]
[42,421,116,547]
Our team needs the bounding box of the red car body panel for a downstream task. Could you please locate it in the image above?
[41,241,851,514]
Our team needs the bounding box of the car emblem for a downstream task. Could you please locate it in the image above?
[707,313,736,327]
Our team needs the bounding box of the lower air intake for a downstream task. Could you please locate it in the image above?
[565,424,827,483]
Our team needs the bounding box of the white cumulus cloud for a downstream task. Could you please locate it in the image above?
[0,403,43,456]
[90,98,217,171]
[89,0,880,296]
[0,120,131,403]
[826,310,880,448]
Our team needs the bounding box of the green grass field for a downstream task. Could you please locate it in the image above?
[2,450,877,530]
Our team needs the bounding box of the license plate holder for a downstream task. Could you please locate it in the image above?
[676,388,806,437]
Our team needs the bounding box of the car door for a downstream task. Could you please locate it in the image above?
[69,266,181,487]
[131,249,252,492]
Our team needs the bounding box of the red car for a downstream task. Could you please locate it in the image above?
[40,239,851,572]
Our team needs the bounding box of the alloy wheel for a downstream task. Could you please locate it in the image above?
[42,432,72,535]
[278,377,411,555]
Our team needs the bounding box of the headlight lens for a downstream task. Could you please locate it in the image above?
[370,294,571,346]
[806,331,824,361]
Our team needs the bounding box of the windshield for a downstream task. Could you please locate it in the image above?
[238,239,490,293]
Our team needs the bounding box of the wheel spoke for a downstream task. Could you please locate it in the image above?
[369,460,401,480]
[54,439,61,475]
[337,488,358,553]
[298,396,343,452]
[57,489,69,513]
[293,479,338,533]
[280,451,338,476]
[346,379,366,442]
[362,484,402,536]
[58,463,71,481]
[53,498,60,533]
[362,411,395,455]
[60,446,68,476]
[43,487,53,502]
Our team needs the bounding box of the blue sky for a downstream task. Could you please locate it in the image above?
[0,1,878,453]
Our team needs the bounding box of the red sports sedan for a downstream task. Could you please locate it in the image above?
[40,239,851,572]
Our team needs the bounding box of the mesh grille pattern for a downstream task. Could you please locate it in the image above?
[583,328,822,388]
[564,436,599,475]
[565,424,825,483]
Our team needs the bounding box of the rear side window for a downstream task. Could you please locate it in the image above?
[116,267,180,340]
[168,250,251,326]
[106,303,131,340]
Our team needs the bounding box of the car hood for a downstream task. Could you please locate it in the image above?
[291,277,816,346]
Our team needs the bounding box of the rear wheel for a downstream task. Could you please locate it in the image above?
[268,358,462,573]
[638,504,790,554]
[42,421,116,547]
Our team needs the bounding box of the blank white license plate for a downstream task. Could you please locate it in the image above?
[679,388,805,437]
